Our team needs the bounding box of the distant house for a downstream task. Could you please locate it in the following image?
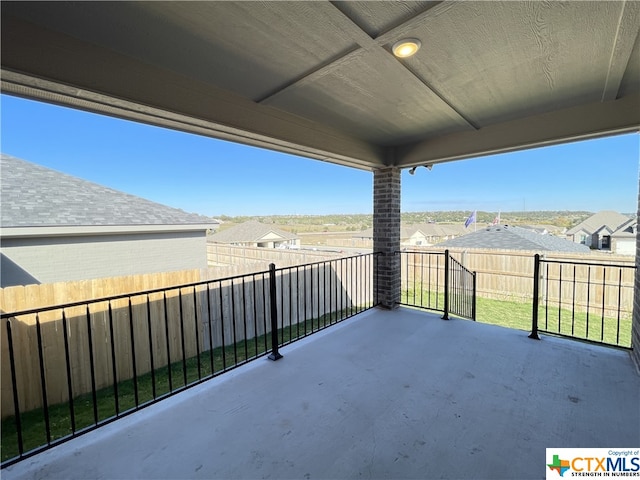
[403,224,468,246]
[208,221,300,249]
[438,225,590,253]
[610,218,637,256]
[565,211,632,250]
[0,154,220,286]
[354,223,467,247]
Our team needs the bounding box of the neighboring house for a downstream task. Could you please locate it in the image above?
[208,221,300,249]
[565,211,632,250]
[0,154,220,287]
[610,218,637,256]
[403,224,468,246]
[354,223,468,247]
[438,225,590,253]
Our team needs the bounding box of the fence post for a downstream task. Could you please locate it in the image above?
[268,263,283,361]
[442,249,450,320]
[529,254,541,340]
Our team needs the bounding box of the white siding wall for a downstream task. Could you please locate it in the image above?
[407,232,428,246]
[1,231,207,286]
[570,230,592,247]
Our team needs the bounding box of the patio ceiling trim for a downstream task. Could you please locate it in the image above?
[601,1,640,102]
[395,92,640,167]
[2,70,382,172]
[0,15,386,171]
[1,2,639,172]
[3,63,639,172]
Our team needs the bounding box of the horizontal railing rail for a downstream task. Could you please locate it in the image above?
[529,254,635,349]
[0,253,380,468]
[397,250,476,321]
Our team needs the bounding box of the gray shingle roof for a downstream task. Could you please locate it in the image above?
[438,225,590,253]
[611,218,637,238]
[208,221,298,243]
[1,154,218,227]
[566,211,631,236]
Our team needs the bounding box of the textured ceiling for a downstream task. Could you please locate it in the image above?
[1,1,639,170]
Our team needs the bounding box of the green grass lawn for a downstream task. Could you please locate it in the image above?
[1,306,366,463]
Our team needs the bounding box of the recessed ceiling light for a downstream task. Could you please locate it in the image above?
[392,39,421,58]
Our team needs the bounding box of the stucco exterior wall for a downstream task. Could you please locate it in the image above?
[1,231,207,286]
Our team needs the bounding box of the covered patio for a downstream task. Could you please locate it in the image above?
[2,1,639,327]
[3,307,638,480]
[1,2,640,476]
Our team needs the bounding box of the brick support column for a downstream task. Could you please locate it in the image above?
[632,173,640,370]
[373,167,401,309]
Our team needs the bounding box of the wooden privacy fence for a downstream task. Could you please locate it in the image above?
[207,243,342,267]
[326,238,373,249]
[1,256,375,419]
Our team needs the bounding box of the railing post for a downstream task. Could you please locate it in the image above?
[374,253,380,306]
[529,254,541,340]
[472,271,477,321]
[268,263,283,361]
[442,249,450,320]
[6,321,24,457]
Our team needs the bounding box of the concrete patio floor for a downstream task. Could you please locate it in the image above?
[3,307,639,480]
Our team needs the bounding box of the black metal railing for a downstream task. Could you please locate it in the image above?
[529,254,635,349]
[398,250,476,321]
[444,253,477,321]
[399,250,445,313]
[0,253,380,467]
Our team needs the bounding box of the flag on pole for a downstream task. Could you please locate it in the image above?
[492,211,501,225]
[464,211,476,228]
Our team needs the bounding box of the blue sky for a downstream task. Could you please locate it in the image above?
[1,94,638,217]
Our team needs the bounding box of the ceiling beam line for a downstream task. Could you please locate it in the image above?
[393,60,479,131]
[253,46,365,104]
[372,1,477,130]
[373,1,455,46]
[258,0,473,132]
[602,0,640,102]
[257,2,379,105]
